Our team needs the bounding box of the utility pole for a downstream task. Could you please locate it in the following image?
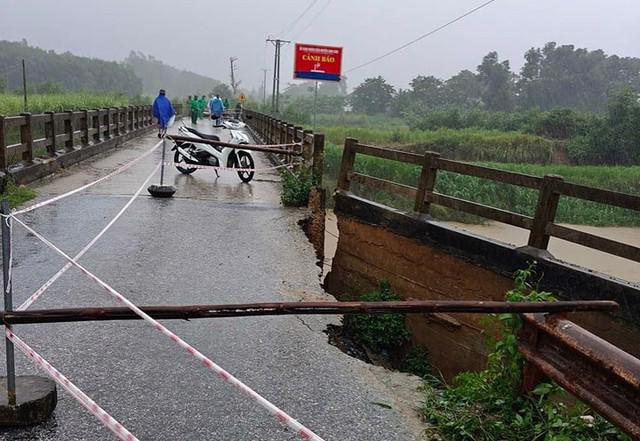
[266,38,290,113]
[22,59,27,112]
[229,57,240,96]
[261,68,269,107]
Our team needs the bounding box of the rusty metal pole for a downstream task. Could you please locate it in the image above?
[1,200,16,406]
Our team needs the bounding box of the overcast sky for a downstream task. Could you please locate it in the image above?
[1,0,639,93]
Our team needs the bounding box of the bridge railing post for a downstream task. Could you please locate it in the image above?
[20,112,33,164]
[0,116,6,171]
[65,110,75,151]
[415,151,440,214]
[528,174,564,250]
[44,111,56,156]
[337,138,357,191]
[80,110,90,147]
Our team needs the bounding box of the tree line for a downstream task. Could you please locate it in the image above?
[0,40,221,99]
[349,42,640,115]
[0,40,142,96]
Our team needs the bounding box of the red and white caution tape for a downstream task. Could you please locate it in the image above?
[17,162,161,311]
[13,140,163,216]
[6,329,138,441]
[10,216,325,441]
[167,136,303,150]
[169,162,292,173]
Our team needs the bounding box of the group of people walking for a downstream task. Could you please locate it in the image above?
[152,89,244,137]
[188,94,227,127]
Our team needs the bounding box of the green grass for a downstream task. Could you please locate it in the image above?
[0,92,148,115]
[315,113,408,129]
[318,126,557,164]
[324,143,640,226]
[1,179,36,208]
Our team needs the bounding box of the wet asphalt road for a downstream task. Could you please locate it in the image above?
[0,120,420,441]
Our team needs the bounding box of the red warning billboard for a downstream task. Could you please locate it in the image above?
[293,43,343,82]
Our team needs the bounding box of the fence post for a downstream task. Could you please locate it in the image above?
[0,116,6,170]
[111,108,119,136]
[337,138,357,191]
[81,109,90,147]
[20,112,33,163]
[312,133,325,187]
[528,174,564,250]
[92,110,101,144]
[120,107,126,134]
[2,199,16,406]
[44,111,56,156]
[65,110,75,151]
[414,151,440,214]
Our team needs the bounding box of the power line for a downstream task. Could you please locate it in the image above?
[277,0,320,37]
[291,0,333,41]
[345,0,499,74]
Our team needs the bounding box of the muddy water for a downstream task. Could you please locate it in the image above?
[323,210,640,284]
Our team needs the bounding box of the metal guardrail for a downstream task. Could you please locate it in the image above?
[519,313,640,439]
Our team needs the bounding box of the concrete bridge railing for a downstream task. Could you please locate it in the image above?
[0,103,186,187]
[336,137,640,263]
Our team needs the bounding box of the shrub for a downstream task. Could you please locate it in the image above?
[1,178,36,208]
[342,281,411,352]
[280,168,312,207]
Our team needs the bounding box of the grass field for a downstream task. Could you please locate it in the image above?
[0,92,148,115]
[324,143,640,226]
[318,126,558,164]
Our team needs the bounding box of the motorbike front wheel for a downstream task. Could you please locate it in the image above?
[236,151,255,183]
[174,149,197,174]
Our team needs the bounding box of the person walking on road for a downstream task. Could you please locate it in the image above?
[190,93,200,125]
[209,94,225,127]
[152,89,175,138]
[198,95,207,119]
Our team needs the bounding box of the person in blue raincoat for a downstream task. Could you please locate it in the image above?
[208,94,225,127]
[152,89,175,138]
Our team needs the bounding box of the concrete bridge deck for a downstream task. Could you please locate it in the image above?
[0,120,421,440]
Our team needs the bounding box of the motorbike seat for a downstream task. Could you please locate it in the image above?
[184,127,221,142]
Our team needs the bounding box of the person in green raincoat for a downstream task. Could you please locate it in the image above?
[190,94,200,124]
[197,95,207,119]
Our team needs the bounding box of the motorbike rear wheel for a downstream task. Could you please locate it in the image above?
[175,149,197,174]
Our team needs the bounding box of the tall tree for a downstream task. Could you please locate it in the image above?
[408,75,445,109]
[477,52,515,111]
[349,76,395,115]
[518,42,640,112]
[443,70,483,107]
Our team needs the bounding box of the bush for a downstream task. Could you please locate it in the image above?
[1,178,36,208]
[342,281,411,352]
[280,168,312,207]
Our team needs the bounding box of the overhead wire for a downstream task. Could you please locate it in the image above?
[277,0,320,38]
[345,0,499,73]
[291,0,333,41]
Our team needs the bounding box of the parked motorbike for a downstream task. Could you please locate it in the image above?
[171,125,255,183]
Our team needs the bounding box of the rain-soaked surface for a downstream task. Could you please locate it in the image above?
[0,119,422,441]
